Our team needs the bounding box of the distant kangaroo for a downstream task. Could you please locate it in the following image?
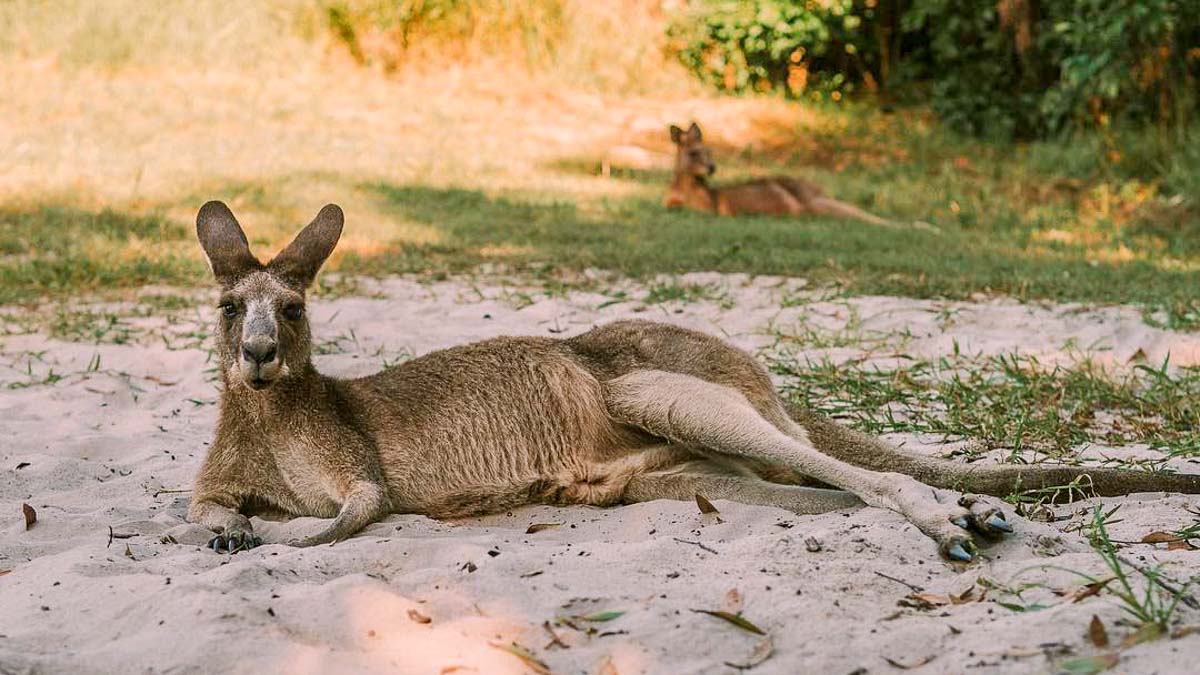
[665,122,896,227]
[187,201,1199,560]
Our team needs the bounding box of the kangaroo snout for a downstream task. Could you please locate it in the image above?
[242,338,277,365]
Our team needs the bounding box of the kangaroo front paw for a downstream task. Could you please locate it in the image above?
[208,529,262,554]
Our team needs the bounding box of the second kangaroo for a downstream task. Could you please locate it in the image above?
[664,122,897,227]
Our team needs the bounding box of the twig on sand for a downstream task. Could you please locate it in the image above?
[874,571,924,593]
[673,537,719,554]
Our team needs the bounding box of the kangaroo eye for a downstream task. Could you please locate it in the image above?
[220,303,239,319]
[283,304,304,321]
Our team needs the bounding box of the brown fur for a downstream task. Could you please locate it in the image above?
[187,202,1199,558]
[664,122,897,227]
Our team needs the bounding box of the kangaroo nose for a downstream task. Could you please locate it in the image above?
[242,339,277,365]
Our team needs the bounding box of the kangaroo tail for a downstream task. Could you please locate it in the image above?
[786,403,1200,497]
[809,196,898,228]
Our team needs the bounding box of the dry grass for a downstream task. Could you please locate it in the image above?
[0,1,1197,325]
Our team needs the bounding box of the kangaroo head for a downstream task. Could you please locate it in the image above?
[195,201,343,392]
[669,122,715,178]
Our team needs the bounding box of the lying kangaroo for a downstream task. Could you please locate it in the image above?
[188,201,1199,560]
[664,122,896,227]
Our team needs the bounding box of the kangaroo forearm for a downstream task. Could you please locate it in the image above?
[290,481,388,547]
[188,496,251,534]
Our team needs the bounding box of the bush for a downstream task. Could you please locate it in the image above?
[670,0,1200,140]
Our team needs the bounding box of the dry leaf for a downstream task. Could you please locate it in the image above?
[725,636,773,670]
[691,610,766,635]
[0,569,11,577]
[1168,539,1198,551]
[490,642,551,675]
[22,503,36,530]
[1171,625,1200,639]
[1088,615,1109,647]
[950,586,978,604]
[407,608,432,624]
[1121,623,1164,648]
[1141,531,1181,544]
[883,654,936,669]
[595,656,619,675]
[1071,578,1115,603]
[526,522,563,534]
[695,494,719,514]
[722,588,744,615]
[143,375,179,386]
[898,593,951,610]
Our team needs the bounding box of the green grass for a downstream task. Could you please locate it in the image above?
[772,351,1200,463]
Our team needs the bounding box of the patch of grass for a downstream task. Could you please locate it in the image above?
[333,182,1199,328]
[643,281,732,308]
[0,207,201,304]
[1076,506,1194,634]
[772,352,1200,462]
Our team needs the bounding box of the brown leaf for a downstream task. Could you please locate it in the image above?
[526,522,563,534]
[950,586,978,604]
[490,642,551,675]
[724,636,773,670]
[1121,623,1164,648]
[1168,539,1198,551]
[595,656,619,675]
[691,610,766,635]
[883,654,936,669]
[1141,531,1182,544]
[898,593,951,610]
[1088,615,1109,647]
[1171,625,1200,639]
[0,569,11,577]
[722,588,744,615]
[407,608,432,624]
[695,493,719,514]
[1072,578,1115,603]
[143,375,179,386]
[22,503,36,530]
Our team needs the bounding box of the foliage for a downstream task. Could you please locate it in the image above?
[671,0,1200,140]
[667,0,881,99]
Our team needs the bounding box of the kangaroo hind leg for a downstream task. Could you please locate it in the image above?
[604,370,1011,561]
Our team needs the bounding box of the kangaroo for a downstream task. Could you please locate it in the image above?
[187,201,1200,560]
[664,122,897,227]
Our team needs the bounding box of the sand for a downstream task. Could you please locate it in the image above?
[1,272,1197,675]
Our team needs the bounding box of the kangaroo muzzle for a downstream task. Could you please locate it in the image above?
[239,305,284,389]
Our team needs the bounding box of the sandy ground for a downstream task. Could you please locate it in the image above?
[1,273,1198,675]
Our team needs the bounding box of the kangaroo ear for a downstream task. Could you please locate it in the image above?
[268,204,344,289]
[196,201,261,285]
[687,122,702,142]
[669,124,684,144]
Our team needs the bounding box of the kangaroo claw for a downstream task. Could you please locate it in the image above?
[946,543,974,562]
[985,514,1013,533]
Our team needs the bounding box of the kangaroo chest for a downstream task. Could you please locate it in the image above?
[271,435,344,518]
